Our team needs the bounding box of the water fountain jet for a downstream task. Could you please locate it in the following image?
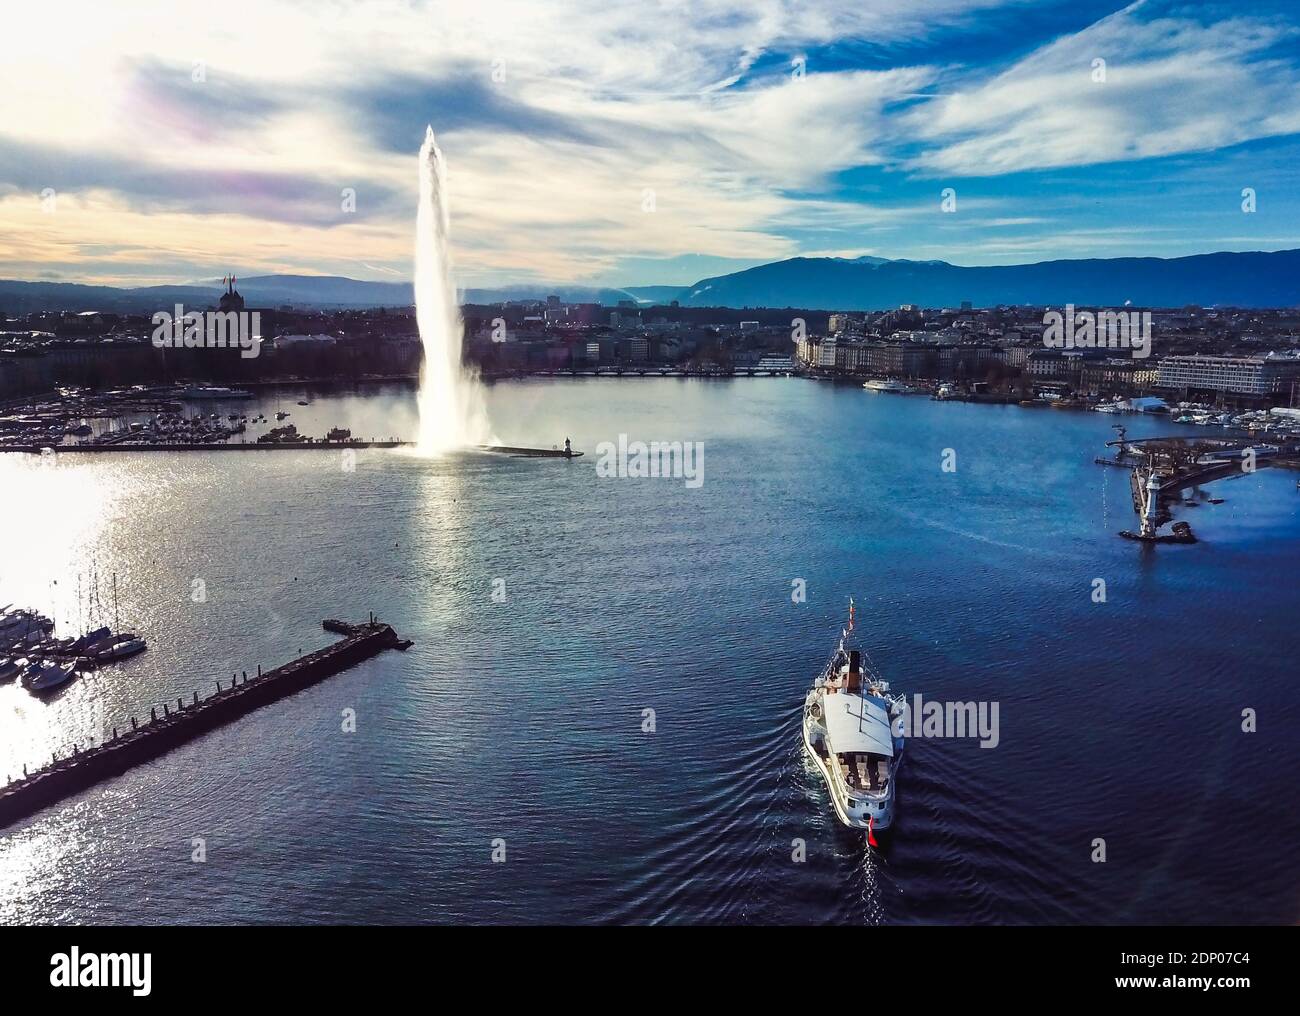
[414,126,490,453]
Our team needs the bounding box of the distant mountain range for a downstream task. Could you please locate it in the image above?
[0,276,650,315]
[3,249,1299,315]
[672,250,1300,309]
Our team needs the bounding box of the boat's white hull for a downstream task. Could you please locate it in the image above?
[802,705,898,832]
[862,380,916,394]
[94,638,147,661]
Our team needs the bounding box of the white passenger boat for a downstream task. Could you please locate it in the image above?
[862,379,914,393]
[802,601,906,838]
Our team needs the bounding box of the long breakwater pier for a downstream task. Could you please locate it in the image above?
[0,618,412,830]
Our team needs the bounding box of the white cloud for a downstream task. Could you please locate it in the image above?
[908,3,1300,175]
[1,0,1299,284]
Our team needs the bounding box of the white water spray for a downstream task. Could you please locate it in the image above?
[415,126,490,452]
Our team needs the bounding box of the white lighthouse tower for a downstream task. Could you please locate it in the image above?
[1139,467,1162,538]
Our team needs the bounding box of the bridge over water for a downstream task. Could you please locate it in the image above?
[485,366,794,379]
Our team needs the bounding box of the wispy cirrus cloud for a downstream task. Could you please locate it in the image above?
[908,1,1300,175]
[0,136,401,227]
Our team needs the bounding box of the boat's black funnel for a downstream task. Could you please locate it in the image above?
[849,650,861,673]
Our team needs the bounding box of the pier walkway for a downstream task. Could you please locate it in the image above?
[0,619,411,830]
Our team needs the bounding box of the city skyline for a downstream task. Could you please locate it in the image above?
[3,0,1300,290]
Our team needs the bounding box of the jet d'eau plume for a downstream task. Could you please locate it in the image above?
[414,126,491,453]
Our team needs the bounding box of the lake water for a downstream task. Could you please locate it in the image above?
[2,378,1297,924]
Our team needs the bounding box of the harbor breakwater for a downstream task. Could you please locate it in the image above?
[0,620,412,830]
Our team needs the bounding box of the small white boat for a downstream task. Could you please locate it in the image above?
[179,384,254,400]
[862,379,914,393]
[94,637,147,661]
[23,659,77,693]
[803,601,906,836]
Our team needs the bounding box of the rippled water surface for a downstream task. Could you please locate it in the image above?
[2,379,1297,924]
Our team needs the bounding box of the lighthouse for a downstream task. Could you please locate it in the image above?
[1140,467,1162,538]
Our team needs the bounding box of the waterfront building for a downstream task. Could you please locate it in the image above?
[1000,347,1030,368]
[619,337,649,362]
[937,345,1000,378]
[1155,354,1300,397]
[1026,348,1104,381]
[863,343,933,377]
[1079,358,1157,396]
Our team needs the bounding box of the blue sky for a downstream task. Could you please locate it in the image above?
[1,0,1298,288]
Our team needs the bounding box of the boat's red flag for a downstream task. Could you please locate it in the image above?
[867,816,878,848]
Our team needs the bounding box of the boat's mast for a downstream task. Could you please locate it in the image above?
[113,572,119,631]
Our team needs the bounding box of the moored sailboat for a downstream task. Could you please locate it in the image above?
[22,659,77,693]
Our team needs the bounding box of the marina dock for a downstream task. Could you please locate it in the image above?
[0,618,412,830]
[1,441,586,456]
[1104,434,1300,542]
[0,440,412,453]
